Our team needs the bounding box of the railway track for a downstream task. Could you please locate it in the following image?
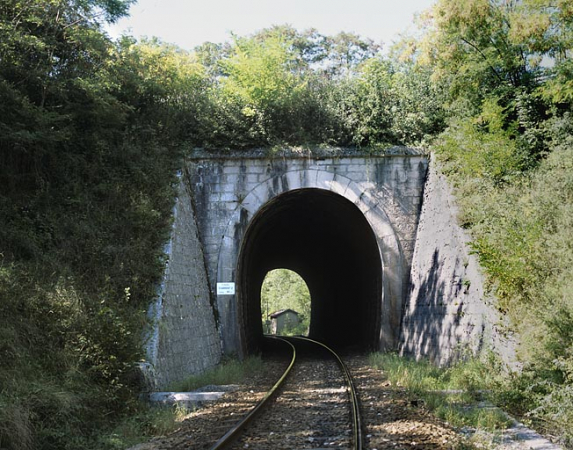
[210,335,363,450]
[137,343,461,450]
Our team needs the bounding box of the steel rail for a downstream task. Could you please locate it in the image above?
[209,335,363,450]
[286,336,364,450]
[209,336,296,450]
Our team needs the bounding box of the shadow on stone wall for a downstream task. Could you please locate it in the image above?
[401,248,488,364]
[399,155,515,367]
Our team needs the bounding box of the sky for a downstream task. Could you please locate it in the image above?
[105,0,436,51]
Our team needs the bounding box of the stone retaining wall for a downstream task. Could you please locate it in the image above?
[399,155,516,366]
[147,176,221,389]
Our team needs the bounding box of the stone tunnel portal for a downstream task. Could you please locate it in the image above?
[237,188,383,354]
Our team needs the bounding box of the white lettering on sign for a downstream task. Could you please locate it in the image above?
[217,282,235,295]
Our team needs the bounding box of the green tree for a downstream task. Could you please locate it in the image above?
[418,0,558,169]
[323,55,445,147]
[194,40,232,82]
[422,0,534,108]
[324,31,382,77]
[211,32,326,146]
[252,25,329,72]
[508,0,573,104]
[220,34,303,114]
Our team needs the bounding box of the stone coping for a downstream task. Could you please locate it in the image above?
[188,145,426,160]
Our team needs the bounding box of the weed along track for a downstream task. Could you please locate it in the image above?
[210,336,362,450]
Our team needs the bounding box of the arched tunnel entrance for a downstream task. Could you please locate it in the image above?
[237,188,383,354]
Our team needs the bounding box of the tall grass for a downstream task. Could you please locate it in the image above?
[169,356,264,392]
[94,404,190,450]
[369,353,511,431]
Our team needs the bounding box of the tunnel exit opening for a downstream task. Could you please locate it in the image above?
[237,188,383,354]
[261,268,311,336]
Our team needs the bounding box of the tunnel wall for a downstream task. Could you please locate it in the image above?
[399,155,517,366]
[188,151,429,355]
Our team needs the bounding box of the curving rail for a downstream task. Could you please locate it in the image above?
[209,336,296,450]
[287,335,364,450]
[209,335,363,450]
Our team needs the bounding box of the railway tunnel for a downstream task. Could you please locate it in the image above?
[237,188,383,354]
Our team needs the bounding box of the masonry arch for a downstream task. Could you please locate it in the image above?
[216,169,405,356]
[238,188,382,353]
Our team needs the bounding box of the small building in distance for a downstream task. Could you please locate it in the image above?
[269,309,300,335]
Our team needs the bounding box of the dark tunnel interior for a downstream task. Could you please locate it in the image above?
[237,188,382,354]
